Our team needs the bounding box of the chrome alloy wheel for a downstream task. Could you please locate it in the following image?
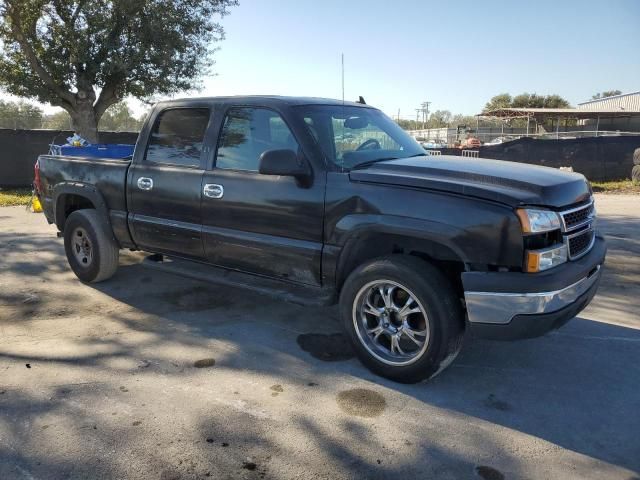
[71,227,93,266]
[352,280,430,366]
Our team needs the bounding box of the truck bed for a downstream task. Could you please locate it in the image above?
[37,154,131,226]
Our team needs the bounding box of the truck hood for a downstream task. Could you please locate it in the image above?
[348,155,591,208]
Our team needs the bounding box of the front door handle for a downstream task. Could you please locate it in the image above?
[137,177,153,191]
[203,183,224,199]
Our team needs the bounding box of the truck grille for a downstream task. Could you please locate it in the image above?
[566,228,595,259]
[561,202,595,232]
[560,199,596,260]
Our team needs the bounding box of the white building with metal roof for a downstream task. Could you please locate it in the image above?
[578,91,640,111]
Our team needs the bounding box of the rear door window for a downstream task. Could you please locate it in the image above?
[145,108,210,167]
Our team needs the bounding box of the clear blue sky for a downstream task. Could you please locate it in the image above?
[3,0,639,118]
[199,0,640,118]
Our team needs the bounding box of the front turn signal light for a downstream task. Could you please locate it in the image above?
[525,244,568,272]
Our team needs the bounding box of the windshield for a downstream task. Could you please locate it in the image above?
[294,105,425,170]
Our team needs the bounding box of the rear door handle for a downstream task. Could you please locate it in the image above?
[203,183,224,199]
[137,177,153,191]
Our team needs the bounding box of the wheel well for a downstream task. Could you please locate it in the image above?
[337,233,466,299]
[56,194,96,230]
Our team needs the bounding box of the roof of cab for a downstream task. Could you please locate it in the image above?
[156,95,373,108]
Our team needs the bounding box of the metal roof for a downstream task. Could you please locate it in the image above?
[577,91,640,111]
[478,107,640,120]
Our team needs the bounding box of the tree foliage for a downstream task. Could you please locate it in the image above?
[0,99,145,131]
[591,90,622,100]
[428,110,452,128]
[512,93,570,108]
[0,99,43,128]
[396,112,493,131]
[41,110,73,130]
[450,114,480,127]
[483,93,512,112]
[98,102,146,131]
[41,101,146,131]
[396,92,573,132]
[0,0,237,141]
[484,92,571,112]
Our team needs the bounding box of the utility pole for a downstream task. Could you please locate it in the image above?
[420,101,431,129]
[415,109,421,130]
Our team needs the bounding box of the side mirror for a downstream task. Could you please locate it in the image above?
[258,149,311,180]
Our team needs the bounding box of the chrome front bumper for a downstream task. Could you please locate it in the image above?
[464,265,602,325]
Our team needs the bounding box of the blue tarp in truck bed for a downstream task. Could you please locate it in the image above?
[51,144,134,159]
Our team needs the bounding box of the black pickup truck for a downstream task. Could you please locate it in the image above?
[36,96,606,383]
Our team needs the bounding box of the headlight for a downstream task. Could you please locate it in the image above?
[516,208,561,233]
[525,244,568,272]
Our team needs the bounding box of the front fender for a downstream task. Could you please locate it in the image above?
[325,214,471,288]
[331,213,470,262]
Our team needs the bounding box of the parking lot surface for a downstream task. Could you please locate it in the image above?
[1,194,639,480]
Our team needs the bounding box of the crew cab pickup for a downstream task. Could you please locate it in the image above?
[36,96,606,383]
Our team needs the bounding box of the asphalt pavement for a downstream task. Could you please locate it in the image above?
[0,194,638,480]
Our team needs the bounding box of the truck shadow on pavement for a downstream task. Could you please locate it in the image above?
[0,214,639,478]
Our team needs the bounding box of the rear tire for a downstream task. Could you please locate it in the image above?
[633,148,640,166]
[339,255,464,383]
[63,209,119,283]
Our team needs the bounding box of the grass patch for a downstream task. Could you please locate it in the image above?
[0,188,33,207]
[591,179,640,194]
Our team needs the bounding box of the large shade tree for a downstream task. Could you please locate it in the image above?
[0,0,237,142]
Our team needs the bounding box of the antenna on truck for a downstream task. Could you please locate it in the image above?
[341,53,345,106]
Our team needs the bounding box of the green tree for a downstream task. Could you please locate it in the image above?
[450,114,477,127]
[484,93,513,112]
[427,110,452,128]
[396,119,418,130]
[511,93,570,108]
[541,94,571,108]
[0,99,43,128]
[98,102,145,132]
[0,0,237,142]
[484,92,571,112]
[42,110,73,130]
[591,90,622,100]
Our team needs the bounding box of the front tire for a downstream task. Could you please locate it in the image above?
[63,209,119,283]
[339,255,464,383]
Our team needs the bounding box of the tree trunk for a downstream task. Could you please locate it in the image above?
[69,103,99,143]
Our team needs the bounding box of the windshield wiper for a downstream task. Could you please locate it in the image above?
[350,157,399,170]
[350,153,427,170]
